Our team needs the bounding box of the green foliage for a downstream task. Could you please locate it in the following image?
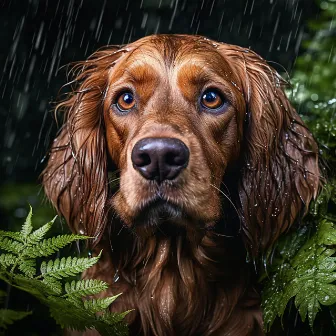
[0,309,32,329]
[0,289,32,330]
[262,0,336,333]
[262,220,336,331]
[0,208,129,335]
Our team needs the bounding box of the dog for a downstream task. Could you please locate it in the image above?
[43,34,320,335]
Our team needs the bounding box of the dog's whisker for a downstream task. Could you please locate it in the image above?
[210,183,242,232]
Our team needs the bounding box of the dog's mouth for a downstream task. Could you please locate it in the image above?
[130,194,208,239]
[133,196,184,227]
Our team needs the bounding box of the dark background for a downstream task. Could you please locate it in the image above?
[0,0,319,185]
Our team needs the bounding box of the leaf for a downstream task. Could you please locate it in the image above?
[27,216,57,244]
[48,296,94,332]
[0,208,128,335]
[64,279,109,299]
[24,234,89,258]
[100,310,131,326]
[0,309,32,329]
[0,230,24,242]
[0,237,24,255]
[21,205,33,238]
[0,253,16,269]
[262,220,336,331]
[47,296,128,336]
[12,274,56,299]
[261,263,296,331]
[317,220,336,246]
[18,259,36,278]
[40,252,101,279]
[277,226,309,261]
[83,294,122,313]
[42,276,63,296]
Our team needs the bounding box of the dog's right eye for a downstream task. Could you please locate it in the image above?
[115,92,136,112]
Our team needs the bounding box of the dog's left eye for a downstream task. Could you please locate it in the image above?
[201,89,225,111]
[115,92,135,112]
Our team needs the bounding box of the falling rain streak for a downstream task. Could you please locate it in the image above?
[0,0,319,181]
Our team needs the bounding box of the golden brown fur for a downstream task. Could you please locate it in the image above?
[43,35,320,335]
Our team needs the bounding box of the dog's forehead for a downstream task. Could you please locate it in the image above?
[117,40,232,84]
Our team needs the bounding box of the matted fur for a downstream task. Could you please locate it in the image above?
[43,35,320,336]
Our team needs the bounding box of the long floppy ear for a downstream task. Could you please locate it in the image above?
[42,47,128,244]
[219,44,320,255]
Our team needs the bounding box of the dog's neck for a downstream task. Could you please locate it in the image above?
[87,223,260,335]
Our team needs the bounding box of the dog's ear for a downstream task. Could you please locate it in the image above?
[42,47,128,245]
[218,44,320,255]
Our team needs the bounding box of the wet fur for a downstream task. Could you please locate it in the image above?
[43,35,320,335]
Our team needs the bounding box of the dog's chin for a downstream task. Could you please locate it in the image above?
[131,198,198,238]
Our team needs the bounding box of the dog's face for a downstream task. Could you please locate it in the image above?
[104,38,245,233]
[43,35,320,254]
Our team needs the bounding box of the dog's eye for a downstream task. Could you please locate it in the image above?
[116,92,135,112]
[201,89,224,110]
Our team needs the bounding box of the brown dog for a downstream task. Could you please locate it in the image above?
[43,35,320,336]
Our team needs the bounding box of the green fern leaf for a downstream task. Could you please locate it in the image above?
[47,296,128,336]
[0,309,32,329]
[0,253,16,269]
[48,298,93,332]
[24,234,89,257]
[318,220,336,245]
[290,236,336,328]
[40,252,101,279]
[18,259,36,278]
[262,220,336,331]
[262,263,295,331]
[100,310,131,325]
[13,274,57,299]
[27,216,57,244]
[0,230,24,242]
[0,237,24,255]
[97,312,130,336]
[83,294,122,313]
[64,279,109,299]
[0,207,128,335]
[21,205,33,238]
[42,276,63,296]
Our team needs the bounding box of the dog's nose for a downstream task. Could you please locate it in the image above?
[131,137,189,182]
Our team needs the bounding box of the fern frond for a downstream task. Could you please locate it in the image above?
[64,279,109,299]
[13,274,57,299]
[318,220,336,245]
[0,237,24,254]
[0,309,32,329]
[47,296,128,336]
[100,309,131,325]
[0,253,17,269]
[18,259,36,278]
[42,276,63,296]
[262,219,336,330]
[0,230,24,242]
[24,234,89,258]
[27,216,57,244]
[21,205,33,238]
[40,252,101,279]
[83,294,122,313]
[0,208,127,335]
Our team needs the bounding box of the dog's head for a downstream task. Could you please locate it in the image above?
[43,35,320,255]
